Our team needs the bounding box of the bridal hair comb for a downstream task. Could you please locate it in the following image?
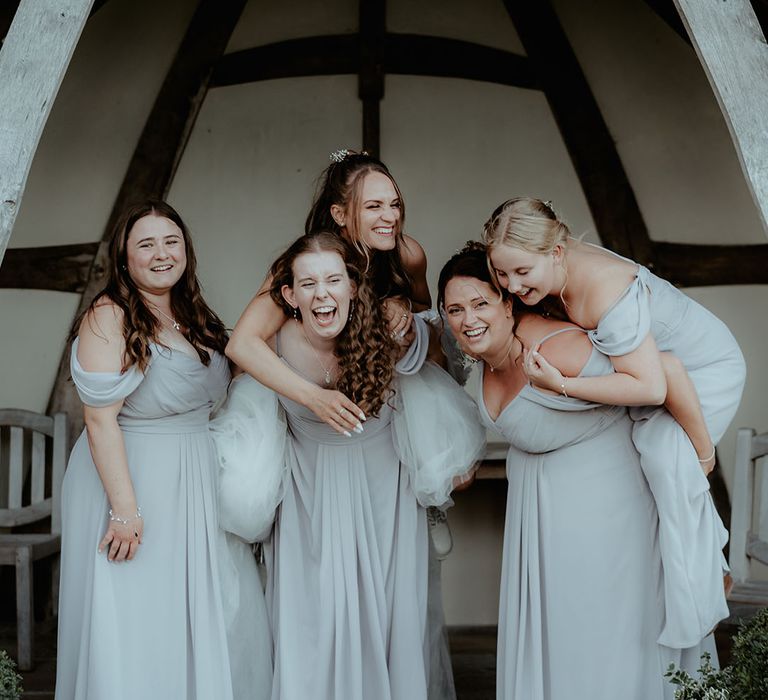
[329,148,369,163]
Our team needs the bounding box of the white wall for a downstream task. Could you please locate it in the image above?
[2,0,766,619]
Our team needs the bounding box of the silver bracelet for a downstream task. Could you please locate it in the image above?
[108,506,142,525]
[697,446,716,463]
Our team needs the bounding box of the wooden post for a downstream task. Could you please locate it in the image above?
[674,0,768,237]
[0,0,95,267]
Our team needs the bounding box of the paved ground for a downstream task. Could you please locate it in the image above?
[0,614,752,699]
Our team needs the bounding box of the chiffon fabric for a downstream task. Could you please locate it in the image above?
[211,316,484,700]
[55,340,270,700]
[479,328,711,700]
[589,259,746,648]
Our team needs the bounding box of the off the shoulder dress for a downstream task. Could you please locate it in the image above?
[55,340,264,700]
[588,259,745,648]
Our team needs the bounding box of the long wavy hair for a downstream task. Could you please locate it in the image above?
[304,151,413,300]
[70,200,228,371]
[269,231,398,417]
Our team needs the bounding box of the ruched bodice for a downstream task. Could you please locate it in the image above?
[70,338,230,433]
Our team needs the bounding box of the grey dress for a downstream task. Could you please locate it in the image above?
[265,338,430,700]
[589,261,745,647]
[480,329,705,700]
[56,341,241,700]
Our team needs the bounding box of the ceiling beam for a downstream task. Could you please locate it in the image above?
[210,33,536,90]
[0,242,99,292]
[358,0,386,156]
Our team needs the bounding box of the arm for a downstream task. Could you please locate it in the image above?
[77,305,143,562]
[225,283,366,433]
[660,353,715,474]
[384,235,431,337]
[525,333,667,406]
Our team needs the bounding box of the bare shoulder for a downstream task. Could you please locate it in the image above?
[400,234,427,273]
[77,300,126,372]
[517,314,592,378]
[573,243,639,326]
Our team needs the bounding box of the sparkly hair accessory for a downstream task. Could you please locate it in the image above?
[543,199,555,214]
[329,148,369,163]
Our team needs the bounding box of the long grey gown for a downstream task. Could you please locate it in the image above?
[479,328,709,700]
[56,340,264,700]
[265,338,430,700]
[588,258,745,648]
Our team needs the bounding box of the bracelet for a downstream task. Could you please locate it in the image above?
[697,446,716,463]
[109,506,142,525]
[560,378,568,398]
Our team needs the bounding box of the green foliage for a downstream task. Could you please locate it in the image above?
[665,607,768,700]
[0,650,23,700]
[665,652,731,699]
[728,607,768,700]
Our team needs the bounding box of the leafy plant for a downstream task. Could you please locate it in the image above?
[665,652,731,699]
[0,650,23,700]
[728,607,768,700]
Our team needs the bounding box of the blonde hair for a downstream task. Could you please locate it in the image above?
[482,197,570,255]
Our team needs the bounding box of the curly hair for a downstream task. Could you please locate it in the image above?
[304,150,413,300]
[269,231,399,417]
[70,200,229,372]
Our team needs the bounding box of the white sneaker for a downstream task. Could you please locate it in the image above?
[427,506,453,560]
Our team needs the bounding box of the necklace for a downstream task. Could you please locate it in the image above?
[488,337,518,373]
[302,326,334,385]
[149,303,181,331]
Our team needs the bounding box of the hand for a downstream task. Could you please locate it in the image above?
[306,386,366,436]
[522,347,564,392]
[698,446,716,476]
[99,514,143,562]
[452,466,478,492]
[383,297,412,339]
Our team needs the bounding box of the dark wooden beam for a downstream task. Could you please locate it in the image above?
[750,0,768,37]
[504,0,655,266]
[641,0,692,45]
[653,242,768,287]
[358,0,386,157]
[0,0,21,46]
[210,34,536,90]
[48,0,246,441]
[0,242,99,292]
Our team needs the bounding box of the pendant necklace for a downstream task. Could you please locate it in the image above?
[488,337,517,373]
[149,303,181,331]
[302,327,333,385]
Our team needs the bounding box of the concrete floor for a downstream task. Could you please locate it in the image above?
[0,616,751,700]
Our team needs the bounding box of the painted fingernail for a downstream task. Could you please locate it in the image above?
[353,423,364,434]
[359,412,367,421]
[343,430,352,438]
[399,330,406,338]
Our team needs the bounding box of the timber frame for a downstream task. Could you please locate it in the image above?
[0,0,766,434]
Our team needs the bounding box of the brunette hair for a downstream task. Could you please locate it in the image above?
[70,200,228,371]
[304,151,413,300]
[269,231,398,417]
[482,197,571,255]
[437,241,507,312]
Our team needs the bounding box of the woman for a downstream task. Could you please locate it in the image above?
[226,150,430,433]
[438,243,713,700]
[482,197,744,647]
[55,201,270,700]
[219,231,480,700]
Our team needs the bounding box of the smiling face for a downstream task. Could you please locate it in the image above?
[489,243,562,306]
[333,171,401,252]
[281,250,355,341]
[443,275,514,358]
[125,214,187,295]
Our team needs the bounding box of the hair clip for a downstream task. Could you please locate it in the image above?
[330,149,350,163]
[543,199,555,213]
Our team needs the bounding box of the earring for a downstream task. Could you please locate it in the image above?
[292,306,298,320]
[348,300,355,321]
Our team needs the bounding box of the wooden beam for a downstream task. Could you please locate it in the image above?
[750,0,768,37]
[653,242,768,286]
[210,34,535,90]
[0,1,21,46]
[0,242,99,292]
[358,0,386,157]
[0,0,95,268]
[674,0,768,238]
[47,0,246,441]
[504,0,655,265]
